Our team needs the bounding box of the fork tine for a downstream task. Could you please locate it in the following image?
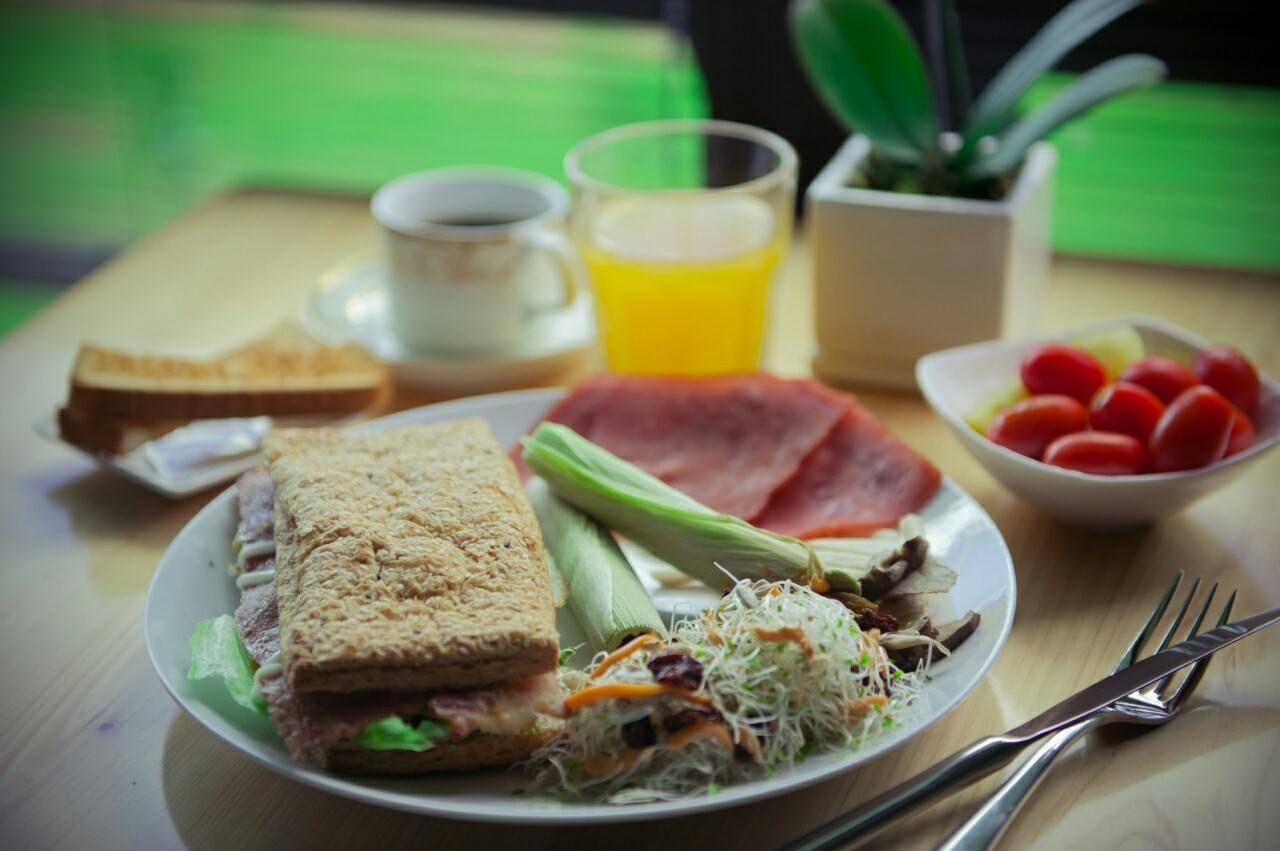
[1152,581,1216,694]
[1219,589,1238,624]
[1153,576,1202,654]
[1162,588,1238,708]
[1113,571,1183,673]
[1182,582,1219,641]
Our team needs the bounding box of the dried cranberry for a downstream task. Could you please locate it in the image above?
[647,651,704,690]
[620,716,656,748]
[854,610,899,633]
[662,706,721,733]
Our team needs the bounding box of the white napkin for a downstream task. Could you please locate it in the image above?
[143,417,273,477]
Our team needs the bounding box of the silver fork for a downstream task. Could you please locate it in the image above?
[935,571,1235,851]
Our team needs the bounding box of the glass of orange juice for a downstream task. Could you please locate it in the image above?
[565,120,797,375]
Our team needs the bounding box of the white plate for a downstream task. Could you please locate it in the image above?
[145,387,1016,824]
[301,258,596,392]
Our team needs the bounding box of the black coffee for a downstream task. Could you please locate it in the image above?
[435,215,522,227]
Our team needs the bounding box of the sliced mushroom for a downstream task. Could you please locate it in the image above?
[936,611,981,653]
[878,594,930,631]
[885,558,957,599]
[881,631,943,670]
[809,534,931,598]
[883,611,979,669]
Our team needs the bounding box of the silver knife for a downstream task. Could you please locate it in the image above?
[783,607,1280,851]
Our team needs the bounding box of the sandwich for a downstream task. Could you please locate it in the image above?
[214,419,564,773]
[59,326,390,455]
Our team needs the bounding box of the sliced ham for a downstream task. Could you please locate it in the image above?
[430,671,566,739]
[232,470,281,664]
[516,373,941,539]
[262,672,565,764]
[519,373,849,520]
[754,406,941,539]
[234,580,279,665]
[235,467,274,545]
[261,676,435,765]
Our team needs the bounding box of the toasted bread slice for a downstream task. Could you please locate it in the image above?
[265,420,559,694]
[66,330,390,422]
[57,405,188,455]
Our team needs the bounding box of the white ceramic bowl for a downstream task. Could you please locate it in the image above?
[916,315,1280,526]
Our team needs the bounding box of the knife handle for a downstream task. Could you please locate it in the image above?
[783,735,1026,851]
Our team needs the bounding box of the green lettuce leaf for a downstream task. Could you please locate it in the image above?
[188,616,449,752]
[187,614,267,716]
[352,717,450,752]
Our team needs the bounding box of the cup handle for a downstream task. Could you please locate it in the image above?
[525,228,585,311]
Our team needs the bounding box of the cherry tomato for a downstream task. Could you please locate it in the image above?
[1147,386,1234,472]
[985,394,1090,459]
[1118,356,1199,404]
[1226,409,1256,456]
[1089,381,1164,443]
[1020,344,1107,403]
[1193,345,1260,416]
[1043,431,1146,476]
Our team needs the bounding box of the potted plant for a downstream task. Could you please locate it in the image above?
[790,0,1165,389]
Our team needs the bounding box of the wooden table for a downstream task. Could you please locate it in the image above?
[2,189,1277,850]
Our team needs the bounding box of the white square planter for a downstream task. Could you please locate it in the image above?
[807,135,1057,390]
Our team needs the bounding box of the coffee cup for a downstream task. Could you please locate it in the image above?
[371,167,585,354]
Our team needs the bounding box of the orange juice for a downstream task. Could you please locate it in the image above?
[583,195,784,375]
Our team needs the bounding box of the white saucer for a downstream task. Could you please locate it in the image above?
[301,257,597,391]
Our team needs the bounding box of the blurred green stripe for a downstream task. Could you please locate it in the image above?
[1027,73,1280,270]
[0,4,1276,274]
[0,2,705,251]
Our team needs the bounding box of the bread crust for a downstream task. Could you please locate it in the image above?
[266,421,559,694]
[69,383,388,421]
[57,405,187,454]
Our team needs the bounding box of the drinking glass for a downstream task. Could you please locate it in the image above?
[565,120,797,375]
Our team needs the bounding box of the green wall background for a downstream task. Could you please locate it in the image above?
[1,2,1276,334]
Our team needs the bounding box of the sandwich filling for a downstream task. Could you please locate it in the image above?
[230,466,564,765]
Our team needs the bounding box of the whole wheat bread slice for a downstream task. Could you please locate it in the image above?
[265,420,559,694]
[58,327,390,453]
[66,330,390,422]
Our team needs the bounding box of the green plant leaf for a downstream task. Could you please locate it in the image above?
[924,0,971,131]
[969,54,1166,178]
[964,0,1146,143]
[789,0,937,162]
